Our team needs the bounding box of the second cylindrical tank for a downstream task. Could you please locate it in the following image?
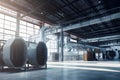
[27,42,47,66]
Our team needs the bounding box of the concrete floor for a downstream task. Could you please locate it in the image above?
[0,61,120,80]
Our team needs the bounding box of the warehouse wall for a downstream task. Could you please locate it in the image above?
[0,5,40,41]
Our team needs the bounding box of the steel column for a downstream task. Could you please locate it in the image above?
[15,13,20,37]
[59,26,64,61]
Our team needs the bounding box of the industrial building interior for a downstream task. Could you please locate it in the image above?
[0,0,120,80]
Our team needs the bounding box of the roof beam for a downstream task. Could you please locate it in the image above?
[82,35,120,43]
[20,0,50,18]
[45,12,120,35]
[63,12,120,31]
[67,42,104,50]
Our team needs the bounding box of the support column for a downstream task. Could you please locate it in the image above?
[59,26,64,61]
[15,13,20,37]
[39,23,46,42]
[57,34,60,54]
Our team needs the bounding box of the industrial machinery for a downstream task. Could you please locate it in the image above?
[27,42,47,68]
[94,48,103,60]
[118,50,120,59]
[106,50,116,60]
[0,38,48,71]
[83,48,93,61]
[0,37,27,68]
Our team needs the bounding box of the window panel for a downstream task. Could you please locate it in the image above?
[35,29,39,34]
[20,21,26,25]
[0,19,4,24]
[27,31,34,35]
[34,25,39,29]
[0,34,3,40]
[26,34,31,37]
[5,20,11,25]
[20,33,26,37]
[0,28,3,33]
[9,17,16,22]
[11,31,15,35]
[4,24,11,29]
[4,30,11,34]
[27,27,33,31]
[11,26,16,31]
[47,39,57,54]
[11,23,16,27]
[5,15,12,21]
[4,15,16,22]
[0,23,3,28]
[27,23,33,27]
[20,25,26,33]
[0,13,4,19]
[0,6,43,42]
[4,35,13,40]
[20,25,26,29]
[20,29,26,33]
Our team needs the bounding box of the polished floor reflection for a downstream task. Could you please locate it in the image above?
[0,61,120,80]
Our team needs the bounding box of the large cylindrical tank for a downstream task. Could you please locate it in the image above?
[27,42,47,66]
[2,37,27,67]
